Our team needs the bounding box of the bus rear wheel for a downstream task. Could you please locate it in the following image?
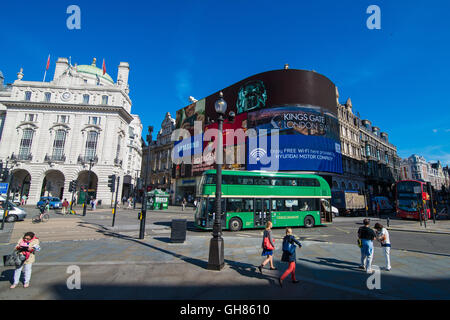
[304,216,315,228]
[229,218,243,232]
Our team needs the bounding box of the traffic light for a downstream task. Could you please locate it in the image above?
[69,180,77,193]
[108,175,116,192]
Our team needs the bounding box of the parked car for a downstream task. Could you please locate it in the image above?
[0,196,27,222]
[0,194,21,206]
[321,199,340,218]
[37,197,62,209]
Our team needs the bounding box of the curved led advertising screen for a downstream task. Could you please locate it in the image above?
[174,69,342,176]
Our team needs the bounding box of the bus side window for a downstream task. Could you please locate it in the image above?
[244,199,254,211]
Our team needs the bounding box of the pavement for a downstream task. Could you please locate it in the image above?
[0,206,449,300]
[333,215,450,235]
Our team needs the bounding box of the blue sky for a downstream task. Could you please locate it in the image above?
[1,0,449,165]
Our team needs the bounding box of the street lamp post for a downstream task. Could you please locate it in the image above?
[207,92,227,271]
[133,170,140,210]
[139,126,153,239]
[82,157,96,217]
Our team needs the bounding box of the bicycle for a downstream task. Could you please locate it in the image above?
[32,212,50,223]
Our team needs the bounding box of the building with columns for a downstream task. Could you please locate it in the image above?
[0,57,142,206]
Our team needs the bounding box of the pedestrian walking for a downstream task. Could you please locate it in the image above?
[21,194,27,206]
[358,218,377,273]
[10,232,41,289]
[62,198,69,215]
[128,196,133,209]
[258,221,277,273]
[193,199,198,211]
[374,223,391,271]
[182,197,186,211]
[122,196,127,206]
[279,228,302,287]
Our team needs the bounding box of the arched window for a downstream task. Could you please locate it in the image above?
[19,128,34,159]
[85,131,99,160]
[52,129,67,161]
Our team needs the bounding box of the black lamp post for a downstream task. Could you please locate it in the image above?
[207,92,227,271]
[82,157,96,216]
[133,170,140,210]
[139,126,153,239]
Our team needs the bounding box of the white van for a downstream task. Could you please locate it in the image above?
[0,196,27,222]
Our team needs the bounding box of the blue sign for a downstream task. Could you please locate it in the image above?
[247,134,343,174]
[0,183,8,194]
[173,134,203,160]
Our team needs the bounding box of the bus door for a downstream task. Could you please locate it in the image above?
[206,197,226,229]
[254,199,271,227]
[320,199,333,223]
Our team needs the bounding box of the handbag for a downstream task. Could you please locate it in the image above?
[3,251,26,267]
[263,237,274,250]
[357,239,362,248]
[282,238,296,254]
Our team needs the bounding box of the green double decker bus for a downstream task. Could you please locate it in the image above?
[194,170,333,231]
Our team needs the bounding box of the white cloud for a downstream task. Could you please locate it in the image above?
[175,69,192,105]
[432,129,438,133]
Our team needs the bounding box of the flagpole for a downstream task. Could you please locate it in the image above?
[43,54,50,82]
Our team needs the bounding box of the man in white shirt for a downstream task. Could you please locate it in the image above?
[374,223,391,271]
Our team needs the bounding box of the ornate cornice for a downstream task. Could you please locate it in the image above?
[0,100,134,123]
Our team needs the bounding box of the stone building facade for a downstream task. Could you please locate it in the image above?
[0,58,142,206]
[334,97,365,193]
[334,92,400,198]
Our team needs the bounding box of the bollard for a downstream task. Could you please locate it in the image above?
[387,217,390,228]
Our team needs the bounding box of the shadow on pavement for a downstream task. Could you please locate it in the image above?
[298,257,362,271]
[0,269,14,285]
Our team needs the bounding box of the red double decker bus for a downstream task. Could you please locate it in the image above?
[395,180,431,220]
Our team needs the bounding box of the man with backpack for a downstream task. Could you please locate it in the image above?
[358,218,377,273]
[279,228,302,287]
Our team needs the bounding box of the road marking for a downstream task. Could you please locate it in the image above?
[334,226,351,234]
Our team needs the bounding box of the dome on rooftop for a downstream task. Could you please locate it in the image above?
[76,58,114,84]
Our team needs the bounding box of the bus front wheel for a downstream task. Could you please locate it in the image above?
[304,216,315,228]
[229,218,243,232]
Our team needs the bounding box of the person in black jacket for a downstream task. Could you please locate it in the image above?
[358,219,377,273]
[279,228,302,287]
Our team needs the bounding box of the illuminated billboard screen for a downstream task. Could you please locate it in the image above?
[173,69,342,176]
[246,105,343,173]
